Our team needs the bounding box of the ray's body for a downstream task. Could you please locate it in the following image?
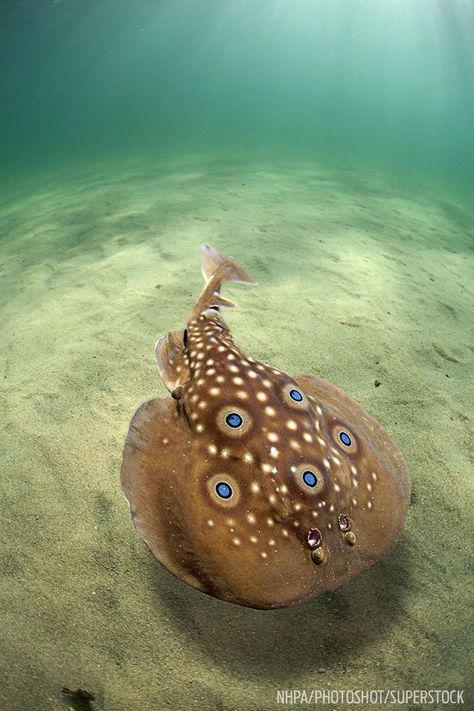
[121,246,410,609]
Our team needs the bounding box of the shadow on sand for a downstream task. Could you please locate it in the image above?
[145,534,414,682]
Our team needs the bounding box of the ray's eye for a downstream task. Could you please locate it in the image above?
[289,388,303,402]
[225,412,243,428]
[302,470,318,488]
[215,481,233,499]
[339,431,352,447]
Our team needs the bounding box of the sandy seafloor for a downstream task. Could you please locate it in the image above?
[0,154,473,711]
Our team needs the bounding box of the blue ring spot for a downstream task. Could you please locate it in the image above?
[216,481,232,499]
[302,470,317,488]
[289,388,303,402]
[340,431,352,447]
[226,412,243,428]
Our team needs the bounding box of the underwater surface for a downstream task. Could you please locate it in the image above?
[0,1,473,710]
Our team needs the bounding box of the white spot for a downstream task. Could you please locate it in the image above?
[251,482,260,493]
[266,517,274,527]
[270,446,279,458]
[209,387,221,396]
[221,448,230,459]
[282,528,289,537]
[227,353,236,360]
[334,483,341,492]
[280,484,288,494]
[329,504,335,513]
[247,513,256,524]
[243,452,254,464]
[236,390,248,399]
[208,444,217,455]
[290,440,301,451]
[367,501,373,510]
[372,472,378,481]
[261,463,273,473]
[162,438,169,445]
[261,552,268,559]
[233,538,241,546]
[267,432,279,442]
[207,519,214,527]
[264,406,276,416]
[248,370,257,379]
[257,392,267,402]
[206,368,216,376]
[293,503,302,512]
[269,539,276,546]
[250,536,258,543]
[206,359,214,366]
[216,375,225,383]
[196,424,204,433]
[198,401,207,409]
[303,432,313,442]
[323,458,331,469]
[287,420,297,430]
[367,483,372,492]
[233,376,244,385]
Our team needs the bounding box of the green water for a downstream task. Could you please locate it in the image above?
[1,0,473,194]
[1,2,473,711]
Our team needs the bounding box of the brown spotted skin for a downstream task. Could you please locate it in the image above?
[121,247,411,609]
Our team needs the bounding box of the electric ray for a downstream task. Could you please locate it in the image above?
[121,245,410,609]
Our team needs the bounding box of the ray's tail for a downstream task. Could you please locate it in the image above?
[194,245,256,315]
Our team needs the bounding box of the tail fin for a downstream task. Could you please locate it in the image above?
[201,245,256,285]
[193,245,256,317]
